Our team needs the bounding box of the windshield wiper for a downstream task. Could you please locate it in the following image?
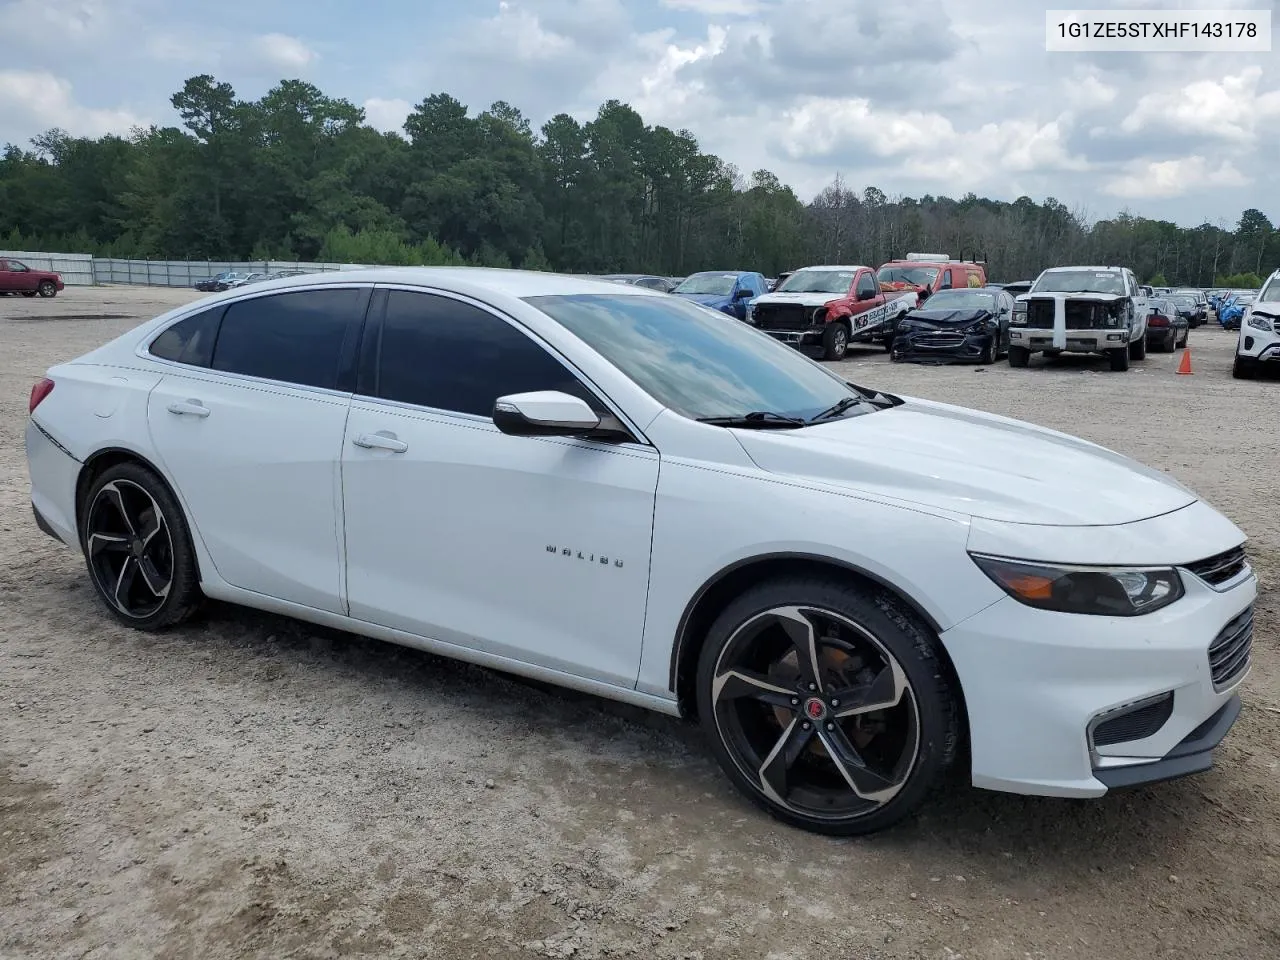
[697,411,807,428]
[808,396,867,422]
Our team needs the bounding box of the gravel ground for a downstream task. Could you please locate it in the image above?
[2,286,1277,960]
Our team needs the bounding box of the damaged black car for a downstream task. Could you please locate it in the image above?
[889,287,1014,364]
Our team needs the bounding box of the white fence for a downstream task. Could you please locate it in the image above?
[0,250,96,286]
[1,252,381,287]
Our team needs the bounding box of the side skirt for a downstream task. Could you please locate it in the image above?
[199,581,684,718]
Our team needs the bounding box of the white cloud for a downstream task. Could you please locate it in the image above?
[1104,157,1250,199]
[363,97,411,133]
[0,70,146,141]
[660,0,762,13]
[250,33,318,73]
[1120,67,1280,141]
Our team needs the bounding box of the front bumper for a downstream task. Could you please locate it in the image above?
[941,562,1255,798]
[1009,328,1129,353]
[759,325,824,347]
[1237,330,1280,361]
[892,330,993,363]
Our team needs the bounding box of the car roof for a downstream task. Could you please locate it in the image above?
[1042,265,1124,272]
[201,267,663,300]
[790,265,869,272]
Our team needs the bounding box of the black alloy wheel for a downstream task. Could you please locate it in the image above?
[82,463,202,629]
[697,578,959,835]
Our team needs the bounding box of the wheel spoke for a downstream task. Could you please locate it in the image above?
[830,660,909,718]
[138,505,165,549]
[712,669,797,709]
[758,717,815,805]
[135,556,170,600]
[99,482,138,537]
[816,722,904,803]
[773,606,824,691]
[86,532,130,556]
[113,556,139,611]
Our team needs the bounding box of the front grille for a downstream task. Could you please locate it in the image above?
[911,333,966,348]
[755,303,819,330]
[1185,545,1247,586]
[1024,298,1119,330]
[1208,606,1253,689]
[1026,299,1055,328]
[1092,692,1174,747]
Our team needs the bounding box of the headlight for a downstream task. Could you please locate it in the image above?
[744,304,756,323]
[1011,304,1027,326]
[969,554,1184,616]
[963,319,990,334]
[1247,313,1273,331]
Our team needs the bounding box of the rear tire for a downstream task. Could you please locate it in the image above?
[696,576,960,836]
[1007,346,1030,367]
[1110,347,1130,371]
[21,290,37,298]
[822,322,850,361]
[80,462,203,631]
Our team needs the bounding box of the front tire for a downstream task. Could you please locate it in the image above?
[37,280,56,297]
[1007,345,1030,367]
[822,322,850,361]
[1129,336,1146,360]
[1110,347,1130,371]
[696,577,960,836]
[979,338,996,364]
[1232,356,1256,379]
[80,462,203,630]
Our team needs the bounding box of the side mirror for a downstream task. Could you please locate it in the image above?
[857,288,876,301]
[492,391,601,437]
[734,288,753,300]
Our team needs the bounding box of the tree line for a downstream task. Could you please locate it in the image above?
[0,74,1274,288]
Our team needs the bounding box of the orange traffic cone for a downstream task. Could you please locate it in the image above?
[1176,348,1193,375]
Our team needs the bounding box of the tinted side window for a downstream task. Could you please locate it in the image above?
[375,290,595,417]
[211,289,361,389]
[149,308,223,367]
[855,273,876,297]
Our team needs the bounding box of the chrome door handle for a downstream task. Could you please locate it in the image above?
[166,400,210,418]
[352,431,408,453]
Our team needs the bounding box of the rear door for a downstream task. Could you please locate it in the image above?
[0,259,34,292]
[145,285,371,614]
[0,260,11,292]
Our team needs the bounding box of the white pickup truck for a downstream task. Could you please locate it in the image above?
[1008,266,1149,371]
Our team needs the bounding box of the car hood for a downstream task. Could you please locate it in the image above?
[1022,292,1125,303]
[898,309,992,328]
[732,398,1196,526]
[753,291,842,308]
[675,293,733,308]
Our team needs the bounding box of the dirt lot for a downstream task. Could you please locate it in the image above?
[2,286,1277,960]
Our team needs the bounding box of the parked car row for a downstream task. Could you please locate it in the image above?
[193,269,310,292]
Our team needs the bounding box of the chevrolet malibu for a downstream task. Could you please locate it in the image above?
[25,269,1254,835]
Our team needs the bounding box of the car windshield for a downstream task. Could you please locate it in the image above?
[1258,278,1280,303]
[919,290,997,310]
[526,293,865,422]
[674,273,738,296]
[877,266,939,287]
[776,269,855,294]
[1033,270,1126,294]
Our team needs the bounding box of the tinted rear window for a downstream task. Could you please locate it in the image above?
[211,289,362,390]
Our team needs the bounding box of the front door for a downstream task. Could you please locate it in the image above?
[341,288,659,688]
[145,286,369,614]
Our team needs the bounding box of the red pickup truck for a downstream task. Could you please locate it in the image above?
[0,258,64,297]
[746,264,919,360]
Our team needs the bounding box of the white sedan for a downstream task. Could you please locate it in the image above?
[25,268,1254,835]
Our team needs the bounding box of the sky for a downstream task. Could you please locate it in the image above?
[0,0,1276,228]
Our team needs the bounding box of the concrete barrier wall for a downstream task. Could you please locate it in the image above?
[1,252,381,287]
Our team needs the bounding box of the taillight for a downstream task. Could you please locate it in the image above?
[29,378,54,414]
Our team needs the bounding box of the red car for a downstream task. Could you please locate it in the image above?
[0,258,64,297]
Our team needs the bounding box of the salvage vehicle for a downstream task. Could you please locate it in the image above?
[889,287,1013,364]
[1172,288,1209,325]
[747,265,917,360]
[1233,269,1280,379]
[0,257,65,297]
[26,269,1254,836]
[599,274,677,292]
[876,254,987,303]
[1145,298,1188,352]
[671,271,769,321]
[1008,266,1149,371]
[194,272,235,292]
